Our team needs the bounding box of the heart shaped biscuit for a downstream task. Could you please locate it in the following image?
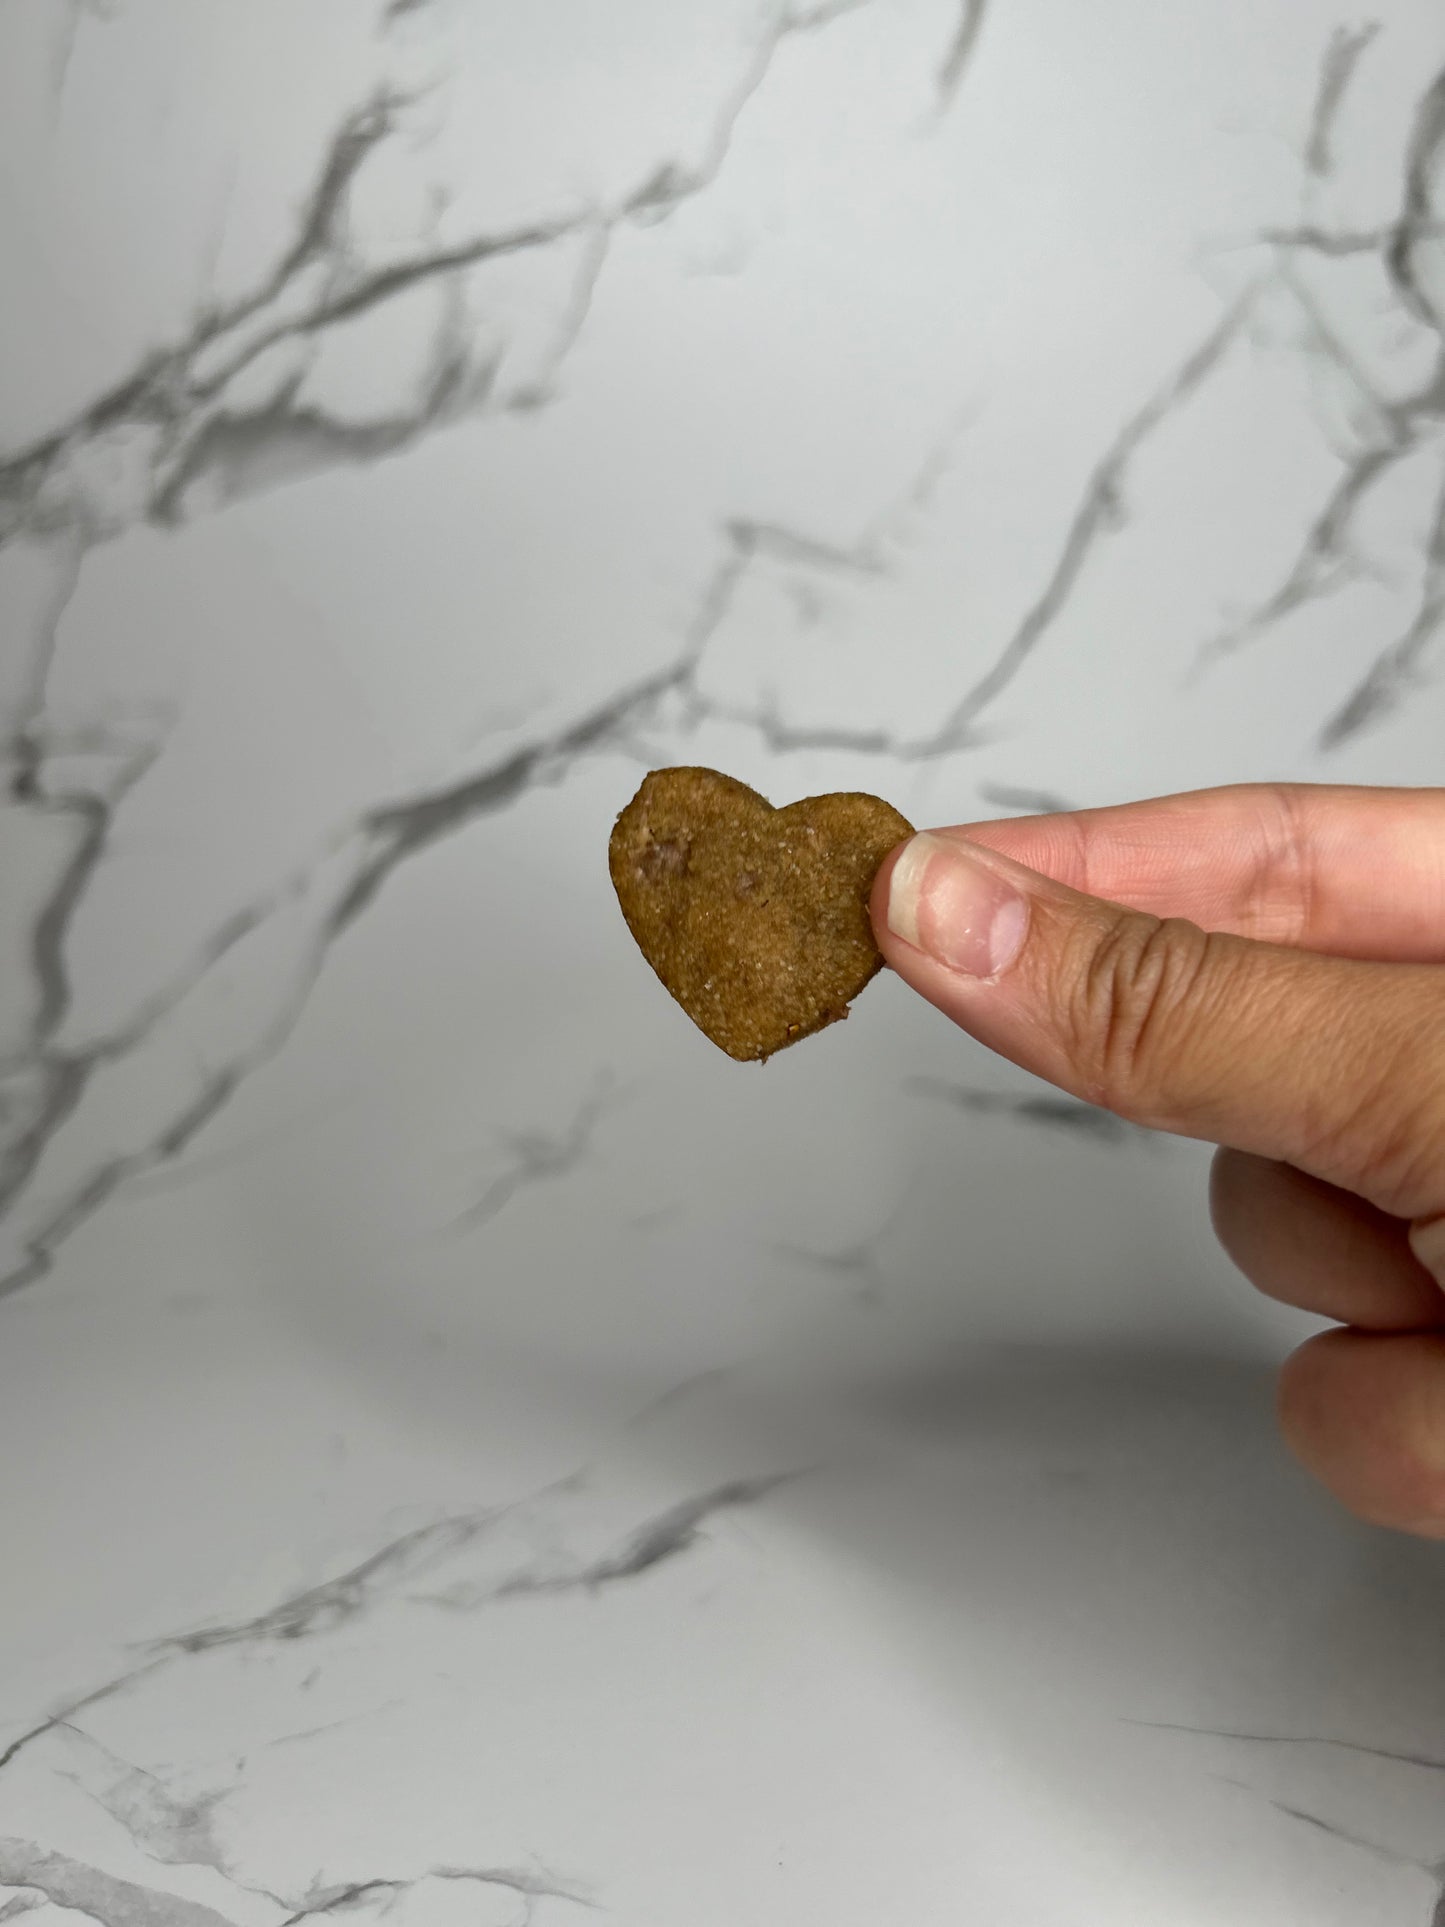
[609,767,913,1062]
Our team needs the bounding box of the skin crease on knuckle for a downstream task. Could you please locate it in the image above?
[1253,782,1318,948]
[1060,910,1226,1127]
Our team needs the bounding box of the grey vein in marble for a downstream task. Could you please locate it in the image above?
[497,1474,794,1597]
[0,1665,171,1780]
[1143,1716,1445,1920]
[51,1726,233,1879]
[0,1845,242,1927]
[1195,50,1445,746]
[1,1,921,564]
[1323,464,1445,747]
[774,1228,892,1307]
[0,1517,487,1775]
[12,1714,593,1923]
[923,290,1259,745]
[420,1474,795,1608]
[152,1514,499,1657]
[1,1469,793,1781]
[908,1075,1148,1146]
[0,1842,588,1927]
[675,291,1253,766]
[1304,23,1382,180]
[1389,64,1445,330]
[278,1866,592,1926]
[444,1070,628,1236]
[1128,1716,1445,1778]
[935,0,989,113]
[1249,1798,1445,1924]
[1256,221,1442,256]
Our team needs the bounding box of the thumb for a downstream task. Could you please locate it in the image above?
[871,830,1445,1223]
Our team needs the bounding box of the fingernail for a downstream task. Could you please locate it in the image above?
[885,832,1030,978]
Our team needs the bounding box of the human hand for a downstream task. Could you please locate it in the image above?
[869,783,1445,1537]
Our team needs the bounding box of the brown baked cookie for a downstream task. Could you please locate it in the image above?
[609,766,914,1062]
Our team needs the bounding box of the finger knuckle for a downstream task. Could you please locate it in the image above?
[1251,784,1317,945]
[1069,913,1218,1121]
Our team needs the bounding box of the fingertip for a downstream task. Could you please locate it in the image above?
[1278,1328,1445,1538]
[869,822,1002,955]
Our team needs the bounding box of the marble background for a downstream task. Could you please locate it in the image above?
[2,2,1445,1920]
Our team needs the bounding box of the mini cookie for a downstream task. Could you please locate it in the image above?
[609,766,914,1062]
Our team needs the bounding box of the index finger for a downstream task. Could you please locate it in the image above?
[955,783,1445,963]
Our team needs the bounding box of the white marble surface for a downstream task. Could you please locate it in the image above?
[2,2,1444,1920]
